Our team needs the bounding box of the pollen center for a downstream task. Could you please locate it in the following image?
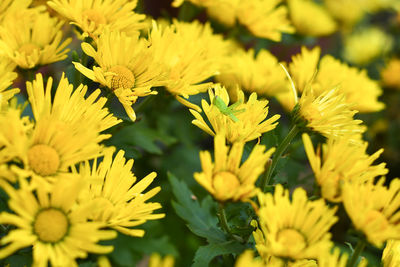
[212,171,240,201]
[18,43,40,57]
[109,65,135,90]
[82,9,107,26]
[34,208,69,243]
[28,144,60,176]
[277,229,307,253]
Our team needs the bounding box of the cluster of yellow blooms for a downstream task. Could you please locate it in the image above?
[0,0,399,266]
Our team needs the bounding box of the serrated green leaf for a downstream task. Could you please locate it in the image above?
[192,241,246,267]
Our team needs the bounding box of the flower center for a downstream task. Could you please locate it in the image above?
[109,65,135,90]
[212,171,240,201]
[18,43,40,57]
[82,9,107,26]
[276,229,307,253]
[28,144,60,176]
[365,210,389,231]
[34,208,69,243]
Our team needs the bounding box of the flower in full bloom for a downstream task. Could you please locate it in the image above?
[342,178,400,247]
[0,177,117,267]
[381,58,400,90]
[288,0,337,37]
[255,184,337,260]
[0,8,71,69]
[78,148,164,237]
[194,133,275,202]
[47,0,146,39]
[383,240,400,267]
[190,85,280,143]
[73,29,165,121]
[302,133,388,202]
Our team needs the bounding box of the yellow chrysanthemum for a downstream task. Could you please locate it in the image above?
[255,184,338,260]
[148,20,230,109]
[149,254,175,267]
[318,247,367,267]
[383,240,400,267]
[0,56,18,106]
[302,133,388,202]
[288,0,337,37]
[191,85,280,143]
[381,58,400,90]
[295,86,365,143]
[342,178,400,247]
[194,133,274,202]
[343,27,393,66]
[0,177,117,267]
[78,148,164,237]
[216,48,288,98]
[289,46,384,113]
[0,8,71,69]
[6,73,120,188]
[237,0,295,41]
[73,29,165,121]
[235,250,265,267]
[47,0,146,39]
[0,0,31,22]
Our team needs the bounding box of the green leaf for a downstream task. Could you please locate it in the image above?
[192,241,246,267]
[168,173,226,243]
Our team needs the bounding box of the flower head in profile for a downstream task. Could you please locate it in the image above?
[8,73,120,189]
[194,133,275,202]
[302,133,388,202]
[383,240,400,267]
[47,0,146,39]
[342,178,400,247]
[288,0,337,37]
[0,8,71,69]
[73,29,165,121]
[190,85,280,144]
[255,184,337,260]
[78,148,164,237]
[0,177,117,267]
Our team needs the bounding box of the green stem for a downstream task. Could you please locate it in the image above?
[135,94,156,114]
[347,239,366,267]
[218,203,231,235]
[261,125,299,191]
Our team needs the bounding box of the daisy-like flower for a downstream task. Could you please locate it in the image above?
[0,8,71,69]
[318,247,367,267]
[295,85,366,143]
[381,58,400,90]
[255,184,338,261]
[194,133,275,202]
[382,240,400,267]
[0,177,117,267]
[148,20,230,110]
[7,73,120,189]
[216,48,288,98]
[342,178,400,247]
[47,0,146,39]
[288,46,384,113]
[236,250,319,267]
[190,85,280,144]
[73,29,165,121]
[0,56,18,106]
[288,0,337,37]
[302,133,388,202]
[78,148,164,237]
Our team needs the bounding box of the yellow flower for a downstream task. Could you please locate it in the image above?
[0,8,71,69]
[73,29,166,121]
[289,46,385,113]
[381,58,400,90]
[191,85,280,143]
[216,48,288,97]
[9,73,120,189]
[237,0,295,41]
[78,148,164,237]
[0,0,31,22]
[288,0,337,37]
[0,177,117,267]
[47,0,146,39]
[323,0,366,27]
[342,178,400,247]
[343,27,393,66]
[0,56,18,106]
[149,254,175,267]
[194,133,275,202]
[296,86,365,143]
[255,184,338,260]
[235,250,265,267]
[302,133,388,202]
[148,20,229,108]
[383,240,400,267]
[318,247,367,267]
